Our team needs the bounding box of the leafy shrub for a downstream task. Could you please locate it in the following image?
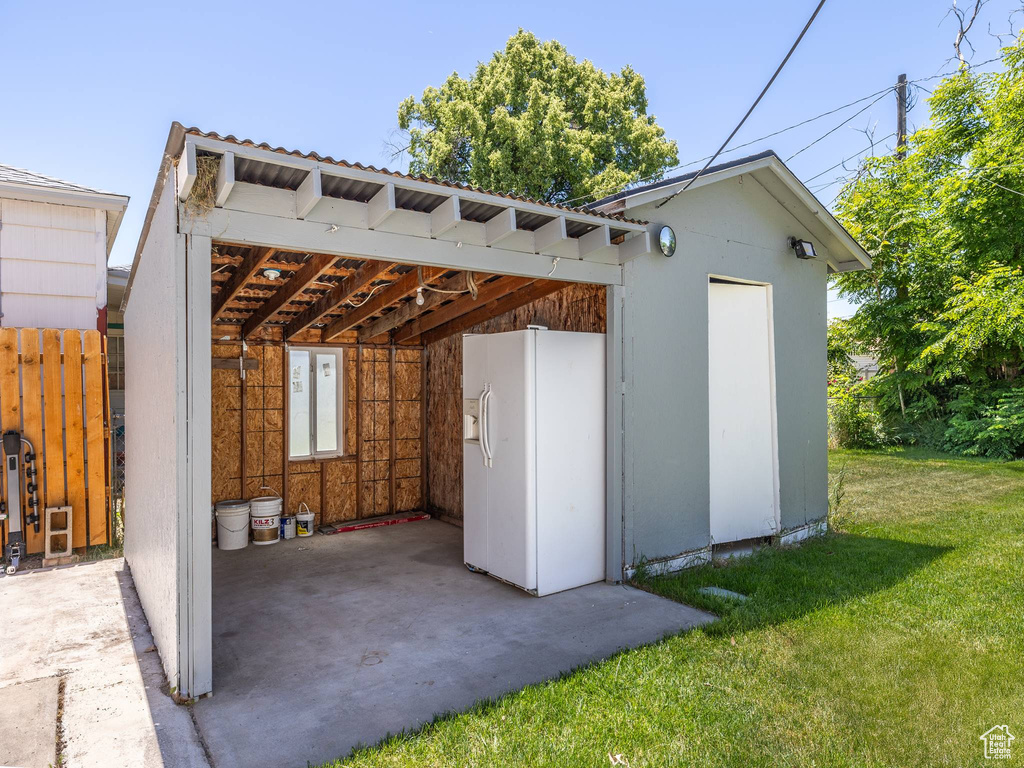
[828,388,884,449]
[944,387,1024,459]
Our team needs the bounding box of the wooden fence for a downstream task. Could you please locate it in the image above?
[0,328,110,554]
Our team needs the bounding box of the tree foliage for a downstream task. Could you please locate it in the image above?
[396,30,678,204]
[831,34,1024,456]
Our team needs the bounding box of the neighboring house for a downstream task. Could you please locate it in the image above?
[107,265,129,417]
[850,353,879,380]
[0,163,128,330]
[123,124,870,701]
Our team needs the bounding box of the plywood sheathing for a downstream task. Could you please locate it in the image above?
[211,342,422,527]
[425,282,606,520]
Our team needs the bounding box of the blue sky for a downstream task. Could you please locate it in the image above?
[0,0,1015,317]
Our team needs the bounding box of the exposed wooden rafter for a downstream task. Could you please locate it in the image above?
[212,246,277,321]
[392,276,533,344]
[241,253,336,338]
[321,267,443,342]
[284,260,392,339]
[357,270,474,343]
[418,280,564,345]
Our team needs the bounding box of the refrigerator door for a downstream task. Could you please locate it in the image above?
[534,331,606,595]
[481,331,537,591]
[462,335,490,572]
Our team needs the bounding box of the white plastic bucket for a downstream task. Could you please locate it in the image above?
[296,504,315,537]
[249,496,283,546]
[280,515,296,540]
[215,500,250,551]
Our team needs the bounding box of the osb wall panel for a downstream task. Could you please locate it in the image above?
[425,283,606,520]
[212,343,422,528]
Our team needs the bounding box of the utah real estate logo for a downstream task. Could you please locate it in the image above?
[980,725,1015,760]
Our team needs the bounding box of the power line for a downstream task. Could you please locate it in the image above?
[803,132,896,185]
[654,0,829,209]
[785,91,893,162]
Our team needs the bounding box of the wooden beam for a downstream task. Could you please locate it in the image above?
[177,141,197,201]
[392,276,533,343]
[419,280,564,346]
[368,183,396,229]
[215,151,235,206]
[241,253,335,338]
[579,224,612,259]
[619,230,652,261]
[321,267,442,342]
[211,357,258,371]
[431,195,461,237]
[357,271,471,343]
[284,260,391,339]
[212,247,276,321]
[296,167,322,219]
[534,216,567,254]
[485,208,517,246]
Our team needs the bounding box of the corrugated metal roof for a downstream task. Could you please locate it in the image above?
[183,127,646,226]
[0,162,121,197]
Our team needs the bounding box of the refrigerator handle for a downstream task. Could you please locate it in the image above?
[480,384,493,468]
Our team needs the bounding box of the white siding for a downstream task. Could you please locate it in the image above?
[0,199,107,329]
[124,171,185,690]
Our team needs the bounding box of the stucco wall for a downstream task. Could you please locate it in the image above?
[123,170,185,687]
[622,174,828,566]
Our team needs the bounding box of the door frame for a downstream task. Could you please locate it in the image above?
[706,274,782,538]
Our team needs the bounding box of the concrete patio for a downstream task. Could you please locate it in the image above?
[193,519,714,767]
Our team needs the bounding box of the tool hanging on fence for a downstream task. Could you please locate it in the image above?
[1,430,40,575]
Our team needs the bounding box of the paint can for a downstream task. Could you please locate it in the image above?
[249,496,283,545]
[280,515,296,540]
[215,500,250,550]
[296,503,315,537]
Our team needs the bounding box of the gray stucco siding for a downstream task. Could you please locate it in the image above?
[621,174,828,566]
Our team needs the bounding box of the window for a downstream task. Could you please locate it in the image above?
[288,347,345,460]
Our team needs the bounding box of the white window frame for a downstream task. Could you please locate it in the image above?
[288,346,345,461]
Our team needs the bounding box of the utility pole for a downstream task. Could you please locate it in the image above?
[896,74,908,156]
[894,72,909,417]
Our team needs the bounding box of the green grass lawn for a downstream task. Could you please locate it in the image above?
[324,449,1024,767]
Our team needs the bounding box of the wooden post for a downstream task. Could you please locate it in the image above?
[389,346,397,514]
[896,74,908,155]
[355,345,363,519]
[282,344,290,516]
[420,347,428,512]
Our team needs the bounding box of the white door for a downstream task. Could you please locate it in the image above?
[462,335,490,571]
[708,281,778,543]
[482,332,537,590]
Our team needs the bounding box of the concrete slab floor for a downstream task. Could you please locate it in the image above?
[194,519,714,768]
[0,559,209,768]
[0,676,58,768]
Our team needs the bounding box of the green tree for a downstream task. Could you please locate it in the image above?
[395,30,678,204]
[831,34,1024,450]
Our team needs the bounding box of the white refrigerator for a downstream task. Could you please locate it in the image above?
[462,328,606,596]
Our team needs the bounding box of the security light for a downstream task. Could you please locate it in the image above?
[788,237,816,260]
[263,268,282,280]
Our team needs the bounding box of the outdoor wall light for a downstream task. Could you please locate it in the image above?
[263,268,282,280]
[788,237,816,260]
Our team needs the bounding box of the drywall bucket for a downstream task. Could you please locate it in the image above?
[215,500,250,551]
[296,507,315,537]
[249,496,283,546]
[280,515,296,540]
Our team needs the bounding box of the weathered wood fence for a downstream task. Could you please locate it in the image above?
[0,328,110,554]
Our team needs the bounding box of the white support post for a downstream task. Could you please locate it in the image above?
[176,141,197,201]
[430,195,461,237]
[184,233,213,697]
[214,151,235,207]
[485,208,517,246]
[368,182,396,229]
[295,167,322,220]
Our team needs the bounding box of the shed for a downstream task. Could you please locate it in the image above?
[123,123,869,701]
